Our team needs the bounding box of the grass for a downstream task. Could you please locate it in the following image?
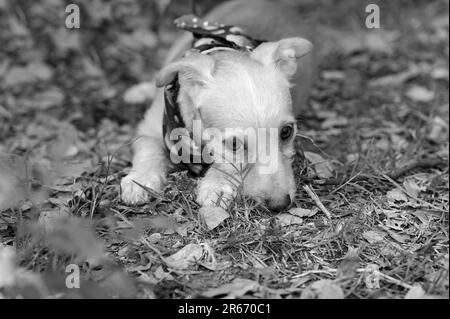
[0,0,448,299]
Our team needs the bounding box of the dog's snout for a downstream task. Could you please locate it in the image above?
[268,194,291,211]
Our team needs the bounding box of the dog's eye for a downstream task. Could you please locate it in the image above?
[225,136,243,152]
[280,125,294,141]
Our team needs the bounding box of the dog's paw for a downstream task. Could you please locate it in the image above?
[120,172,163,205]
[197,182,235,207]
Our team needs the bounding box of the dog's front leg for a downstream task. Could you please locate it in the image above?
[121,135,170,204]
[197,167,237,208]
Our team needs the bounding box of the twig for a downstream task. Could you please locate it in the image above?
[292,269,336,279]
[302,184,332,219]
[301,156,447,188]
[381,173,446,212]
[331,171,363,194]
[357,268,413,290]
[292,268,414,290]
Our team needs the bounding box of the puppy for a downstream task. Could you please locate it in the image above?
[121,0,317,211]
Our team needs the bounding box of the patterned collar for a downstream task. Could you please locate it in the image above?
[163,14,263,176]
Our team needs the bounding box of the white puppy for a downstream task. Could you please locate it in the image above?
[121,0,316,211]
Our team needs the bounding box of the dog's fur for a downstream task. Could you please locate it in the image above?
[121,0,318,210]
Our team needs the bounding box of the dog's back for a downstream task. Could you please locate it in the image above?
[165,0,317,116]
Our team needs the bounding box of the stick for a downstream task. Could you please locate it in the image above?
[302,184,332,219]
[292,268,414,290]
[389,157,447,180]
[381,173,446,212]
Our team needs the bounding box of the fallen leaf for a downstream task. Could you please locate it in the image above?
[124,81,156,104]
[0,168,24,211]
[201,278,259,298]
[50,28,81,54]
[21,217,105,265]
[33,88,64,110]
[321,70,346,81]
[4,62,53,87]
[0,105,12,118]
[386,188,408,203]
[154,265,174,281]
[364,31,395,54]
[362,230,385,244]
[300,279,344,299]
[288,207,319,218]
[409,211,434,226]
[304,151,334,179]
[346,153,359,163]
[369,65,421,87]
[336,247,359,280]
[405,86,435,102]
[404,285,430,299]
[164,243,216,270]
[403,179,426,198]
[38,210,70,231]
[147,233,161,244]
[277,213,303,227]
[0,245,16,288]
[321,116,349,129]
[118,29,157,50]
[164,244,203,269]
[431,66,449,80]
[384,228,409,243]
[391,134,408,150]
[427,116,449,143]
[364,264,380,290]
[199,206,230,230]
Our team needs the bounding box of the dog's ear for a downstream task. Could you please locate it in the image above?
[251,37,313,79]
[155,52,216,87]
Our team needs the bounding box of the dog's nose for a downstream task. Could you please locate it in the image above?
[268,194,291,211]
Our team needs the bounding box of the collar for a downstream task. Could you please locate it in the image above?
[163,15,263,176]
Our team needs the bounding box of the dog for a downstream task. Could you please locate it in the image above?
[121,0,317,211]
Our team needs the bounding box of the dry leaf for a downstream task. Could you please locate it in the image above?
[201,278,259,298]
[277,213,303,227]
[0,245,16,288]
[154,265,174,281]
[404,285,428,299]
[123,81,156,104]
[427,116,449,143]
[384,228,409,243]
[430,66,449,80]
[321,70,346,81]
[403,179,426,198]
[164,244,204,269]
[386,188,408,203]
[364,264,380,289]
[363,230,385,244]
[301,279,344,299]
[4,62,53,87]
[288,207,319,218]
[369,65,421,87]
[405,86,435,102]
[364,31,395,54]
[164,243,216,270]
[304,151,334,179]
[38,210,70,231]
[321,116,349,129]
[118,29,157,50]
[0,169,23,211]
[199,206,230,230]
[336,247,359,279]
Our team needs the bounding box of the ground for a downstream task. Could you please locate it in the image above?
[0,0,448,299]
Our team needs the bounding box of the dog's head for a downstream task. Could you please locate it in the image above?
[157,37,313,211]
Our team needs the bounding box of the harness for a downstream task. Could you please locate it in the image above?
[162,14,264,176]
